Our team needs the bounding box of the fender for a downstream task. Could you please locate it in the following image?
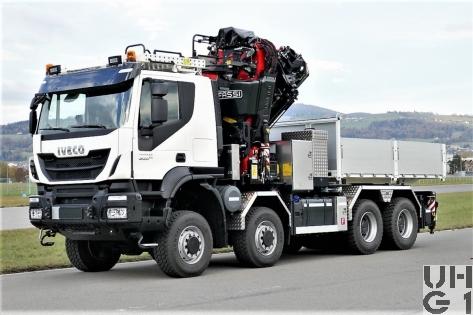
[342,185,422,221]
[199,182,227,247]
[160,166,223,199]
[227,191,292,231]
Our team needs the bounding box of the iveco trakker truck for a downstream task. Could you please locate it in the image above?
[27,27,444,277]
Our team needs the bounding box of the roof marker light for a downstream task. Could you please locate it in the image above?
[108,55,122,66]
[46,64,61,75]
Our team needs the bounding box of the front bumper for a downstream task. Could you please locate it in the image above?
[29,183,165,241]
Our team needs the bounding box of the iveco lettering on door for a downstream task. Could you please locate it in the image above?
[57,145,86,157]
[218,89,243,99]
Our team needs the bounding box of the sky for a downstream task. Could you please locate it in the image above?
[0,0,472,124]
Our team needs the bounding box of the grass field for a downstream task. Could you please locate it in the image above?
[0,182,36,207]
[0,196,30,207]
[0,191,471,274]
[413,177,473,186]
[433,191,473,231]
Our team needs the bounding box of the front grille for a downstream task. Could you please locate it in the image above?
[38,149,110,181]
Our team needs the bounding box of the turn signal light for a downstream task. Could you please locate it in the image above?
[126,50,136,62]
[45,64,54,74]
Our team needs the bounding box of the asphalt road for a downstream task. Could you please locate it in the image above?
[1,184,471,231]
[0,206,31,230]
[1,228,471,312]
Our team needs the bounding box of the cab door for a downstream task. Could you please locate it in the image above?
[132,73,196,180]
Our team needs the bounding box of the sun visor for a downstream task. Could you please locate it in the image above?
[38,64,140,93]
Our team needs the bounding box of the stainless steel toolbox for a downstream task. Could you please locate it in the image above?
[282,129,328,177]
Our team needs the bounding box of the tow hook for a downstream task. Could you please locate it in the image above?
[39,229,56,246]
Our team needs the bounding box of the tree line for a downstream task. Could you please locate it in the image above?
[0,162,29,182]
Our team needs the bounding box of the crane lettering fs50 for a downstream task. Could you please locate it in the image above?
[28,27,443,277]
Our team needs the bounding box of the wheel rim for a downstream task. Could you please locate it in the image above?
[359,212,377,243]
[255,220,277,256]
[178,226,204,264]
[397,209,414,239]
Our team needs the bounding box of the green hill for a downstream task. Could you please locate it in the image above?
[1,105,472,162]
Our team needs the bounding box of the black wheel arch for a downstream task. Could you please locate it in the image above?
[170,178,227,248]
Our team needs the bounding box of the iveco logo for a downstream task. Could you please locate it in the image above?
[57,145,86,157]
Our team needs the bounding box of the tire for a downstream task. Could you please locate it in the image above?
[231,207,284,267]
[382,197,418,250]
[347,199,383,255]
[65,239,120,272]
[152,211,213,278]
[283,236,303,254]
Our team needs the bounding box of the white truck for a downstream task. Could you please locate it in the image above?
[27,27,444,277]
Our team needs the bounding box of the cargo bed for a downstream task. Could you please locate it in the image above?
[270,116,446,184]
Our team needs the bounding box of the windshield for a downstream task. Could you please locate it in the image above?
[38,81,133,133]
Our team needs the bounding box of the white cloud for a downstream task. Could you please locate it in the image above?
[114,1,168,40]
[383,23,472,41]
[310,59,346,73]
[0,0,471,124]
[0,103,29,124]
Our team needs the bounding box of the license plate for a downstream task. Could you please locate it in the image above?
[52,206,83,220]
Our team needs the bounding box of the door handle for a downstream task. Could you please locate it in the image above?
[176,153,186,163]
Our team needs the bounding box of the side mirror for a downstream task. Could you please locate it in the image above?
[29,110,38,134]
[29,93,47,135]
[151,82,168,124]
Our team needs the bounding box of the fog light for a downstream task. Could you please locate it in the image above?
[107,208,127,219]
[29,197,39,203]
[30,208,42,220]
[108,195,127,201]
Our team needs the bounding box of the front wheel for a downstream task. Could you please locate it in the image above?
[152,211,213,278]
[65,239,121,272]
[347,199,383,254]
[231,207,284,267]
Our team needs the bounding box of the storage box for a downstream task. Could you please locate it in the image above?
[276,140,313,191]
[282,129,328,177]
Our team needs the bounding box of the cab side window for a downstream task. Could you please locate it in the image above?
[139,80,179,127]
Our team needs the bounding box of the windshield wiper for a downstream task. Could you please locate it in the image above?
[70,124,107,129]
[39,127,70,132]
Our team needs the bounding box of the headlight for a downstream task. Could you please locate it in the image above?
[30,209,42,220]
[107,208,127,219]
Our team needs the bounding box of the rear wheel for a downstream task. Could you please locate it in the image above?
[347,199,383,254]
[153,211,213,278]
[231,207,284,267]
[65,239,120,272]
[382,197,418,250]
